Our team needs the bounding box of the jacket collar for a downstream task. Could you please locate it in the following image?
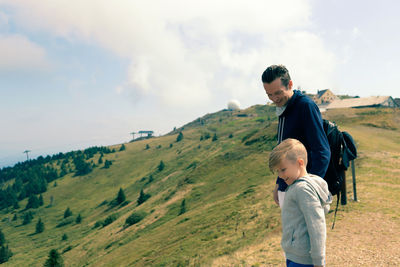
[280,90,302,117]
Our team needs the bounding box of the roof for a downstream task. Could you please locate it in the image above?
[326,96,396,109]
[316,89,330,98]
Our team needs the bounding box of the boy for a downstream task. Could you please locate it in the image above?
[269,138,332,267]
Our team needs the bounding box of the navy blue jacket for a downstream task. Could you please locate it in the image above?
[276,90,330,191]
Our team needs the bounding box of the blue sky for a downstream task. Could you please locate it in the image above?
[1,0,399,167]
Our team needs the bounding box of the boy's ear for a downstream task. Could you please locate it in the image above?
[298,158,305,166]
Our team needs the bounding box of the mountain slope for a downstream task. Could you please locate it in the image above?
[1,106,399,266]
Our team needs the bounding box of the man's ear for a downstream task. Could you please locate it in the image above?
[288,80,293,90]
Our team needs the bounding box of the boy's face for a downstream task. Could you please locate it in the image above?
[276,158,302,185]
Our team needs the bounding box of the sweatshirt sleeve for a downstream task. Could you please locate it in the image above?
[302,102,330,177]
[296,184,326,266]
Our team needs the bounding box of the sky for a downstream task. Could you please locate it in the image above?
[1,0,400,167]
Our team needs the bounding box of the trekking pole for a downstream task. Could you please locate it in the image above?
[340,170,347,205]
[351,160,358,202]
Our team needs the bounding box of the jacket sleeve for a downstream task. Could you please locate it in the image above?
[296,184,326,266]
[302,102,330,177]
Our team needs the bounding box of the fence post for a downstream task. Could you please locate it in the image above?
[341,170,347,205]
[351,160,358,202]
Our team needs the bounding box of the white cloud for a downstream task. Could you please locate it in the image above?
[1,0,336,107]
[0,34,51,71]
[0,10,8,27]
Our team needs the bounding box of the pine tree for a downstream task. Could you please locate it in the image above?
[104,160,112,169]
[116,188,126,204]
[0,244,13,264]
[25,194,40,209]
[76,213,82,224]
[60,163,67,177]
[137,189,150,205]
[176,132,183,142]
[61,233,68,241]
[22,211,33,225]
[64,207,72,218]
[73,155,92,176]
[212,133,218,141]
[0,229,5,247]
[158,160,165,172]
[119,144,126,151]
[39,194,44,206]
[13,200,19,210]
[36,218,45,233]
[43,249,64,267]
[98,155,103,164]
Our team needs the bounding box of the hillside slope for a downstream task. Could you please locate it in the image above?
[1,106,399,266]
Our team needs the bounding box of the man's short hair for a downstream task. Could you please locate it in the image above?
[269,138,308,172]
[261,64,291,88]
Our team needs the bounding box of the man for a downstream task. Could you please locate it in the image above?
[262,64,330,207]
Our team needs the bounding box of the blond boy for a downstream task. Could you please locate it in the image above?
[269,138,332,267]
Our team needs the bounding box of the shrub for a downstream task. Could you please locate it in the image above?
[102,214,118,227]
[179,199,187,215]
[56,217,74,228]
[125,211,147,227]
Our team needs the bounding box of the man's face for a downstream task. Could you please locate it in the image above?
[276,158,301,186]
[263,78,293,107]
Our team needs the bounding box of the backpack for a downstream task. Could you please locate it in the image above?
[322,119,357,228]
[322,119,357,196]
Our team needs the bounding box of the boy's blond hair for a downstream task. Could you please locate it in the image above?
[269,138,308,172]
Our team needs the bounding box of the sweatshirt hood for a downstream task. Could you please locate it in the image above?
[297,174,333,214]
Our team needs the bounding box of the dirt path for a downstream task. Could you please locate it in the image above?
[212,201,400,267]
[325,209,400,266]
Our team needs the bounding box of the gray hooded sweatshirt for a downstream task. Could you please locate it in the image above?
[281,174,332,266]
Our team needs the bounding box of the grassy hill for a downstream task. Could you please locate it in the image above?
[0,105,399,266]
